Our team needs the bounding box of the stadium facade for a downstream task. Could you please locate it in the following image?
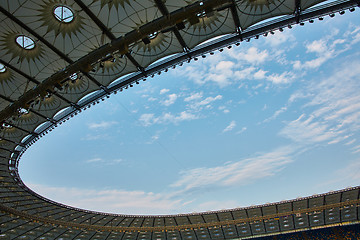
[0,0,359,239]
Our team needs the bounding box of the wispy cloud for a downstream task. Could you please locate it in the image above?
[190,95,223,110]
[26,183,189,215]
[266,31,295,47]
[85,158,103,163]
[293,26,360,71]
[139,111,199,126]
[160,88,169,94]
[81,134,110,141]
[236,127,247,135]
[266,71,296,84]
[230,47,269,65]
[184,92,203,102]
[88,121,118,129]
[263,106,288,123]
[161,93,178,106]
[171,146,295,192]
[84,158,124,165]
[281,59,360,147]
[280,114,338,144]
[223,121,236,133]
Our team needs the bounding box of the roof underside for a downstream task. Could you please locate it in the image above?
[0,0,360,239]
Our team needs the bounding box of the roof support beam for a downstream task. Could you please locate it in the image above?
[74,0,145,73]
[0,94,55,126]
[0,0,232,123]
[73,0,116,40]
[0,59,80,110]
[230,0,241,31]
[0,6,103,88]
[154,0,189,51]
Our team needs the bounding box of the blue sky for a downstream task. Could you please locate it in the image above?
[19,11,360,215]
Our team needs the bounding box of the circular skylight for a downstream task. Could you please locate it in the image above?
[0,63,6,73]
[69,73,78,81]
[53,5,74,23]
[148,32,158,40]
[15,35,35,50]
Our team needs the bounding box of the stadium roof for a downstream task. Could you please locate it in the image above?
[0,0,360,239]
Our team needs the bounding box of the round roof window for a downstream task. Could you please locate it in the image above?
[69,73,78,81]
[0,63,6,73]
[148,32,158,40]
[53,5,74,23]
[16,35,36,50]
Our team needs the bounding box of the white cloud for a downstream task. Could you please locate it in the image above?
[293,27,360,71]
[146,134,160,144]
[85,158,102,163]
[236,127,247,135]
[84,158,124,165]
[88,121,118,129]
[205,61,236,87]
[139,113,155,127]
[345,139,356,145]
[232,47,269,65]
[267,71,295,84]
[352,145,360,154]
[215,60,235,71]
[306,39,327,54]
[281,59,360,146]
[267,31,295,47]
[263,106,288,123]
[160,88,169,94]
[219,106,230,114]
[162,93,178,106]
[223,121,236,133]
[254,69,267,79]
[234,67,256,80]
[172,146,294,192]
[184,92,203,102]
[139,111,199,126]
[26,183,186,215]
[280,114,338,144]
[81,134,110,141]
[192,95,223,109]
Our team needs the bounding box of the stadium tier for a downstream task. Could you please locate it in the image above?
[0,0,359,239]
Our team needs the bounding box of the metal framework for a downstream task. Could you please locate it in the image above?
[0,0,360,239]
